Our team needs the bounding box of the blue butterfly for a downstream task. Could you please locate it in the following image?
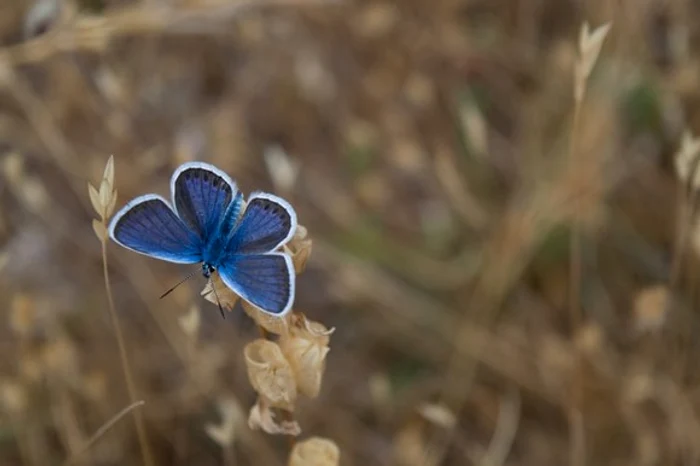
[108,162,297,317]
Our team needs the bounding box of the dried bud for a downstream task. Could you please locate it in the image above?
[279,314,333,398]
[244,339,297,410]
[284,225,312,274]
[289,437,340,466]
[88,155,118,224]
[202,273,240,311]
[575,21,612,102]
[205,396,244,448]
[242,300,292,335]
[248,398,301,436]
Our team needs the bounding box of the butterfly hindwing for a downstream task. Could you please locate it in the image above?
[217,252,295,316]
[108,194,203,264]
[227,192,297,254]
[172,162,236,241]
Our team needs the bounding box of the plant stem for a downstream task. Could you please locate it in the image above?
[568,94,585,466]
[101,240,154,466]
[63,401,145,466]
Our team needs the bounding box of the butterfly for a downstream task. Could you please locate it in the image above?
[108,161,297,317]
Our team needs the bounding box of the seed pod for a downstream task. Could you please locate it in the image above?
[288,437,340,466]
[248,398,301,436]
[242,300,292,335]
[244,339,297,411]
[284,225,312,274]
[279,314,333,398]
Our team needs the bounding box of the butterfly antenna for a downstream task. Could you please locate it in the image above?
[210,278,226,319]
[159,268,200,299]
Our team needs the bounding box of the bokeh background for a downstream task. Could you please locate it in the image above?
[2,0,700,464]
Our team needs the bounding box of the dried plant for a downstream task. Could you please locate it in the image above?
[87,156,153,466]
[288,437,340,466]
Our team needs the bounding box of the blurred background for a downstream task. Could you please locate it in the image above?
[2,0,700,464]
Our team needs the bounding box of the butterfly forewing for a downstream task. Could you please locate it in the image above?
[172,162,236,241]
[218,253,295,316]
[109,195,203,263]
[227,193,297,254]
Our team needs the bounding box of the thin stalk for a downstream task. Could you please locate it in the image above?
[568,94,585,466]
[100,240,154,466]
[63,401,145,466]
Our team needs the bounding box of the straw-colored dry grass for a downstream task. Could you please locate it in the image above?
[3,0,700,464]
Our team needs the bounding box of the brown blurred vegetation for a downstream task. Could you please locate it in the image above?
[2,0,700,464]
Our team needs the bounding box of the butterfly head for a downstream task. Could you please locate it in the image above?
[202,263,215,279]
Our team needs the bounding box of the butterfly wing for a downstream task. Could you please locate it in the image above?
[226,192,297,254]
[108,194,203,263]
[218,252,295,316]
[171,162,237,241]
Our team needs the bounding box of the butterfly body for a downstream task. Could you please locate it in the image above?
[108,162,297,316]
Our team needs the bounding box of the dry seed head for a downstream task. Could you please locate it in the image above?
[88,155,117,221]
[242,300,291,335]
[279,315,332,398]
[92,219,108,242]
[288,437,340,466]
[244,339,297,410]
[248,398,301,436]
[675,130,700,188]
[284,224,313,274]
[575,21,612,102]
[205,396,244,448]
